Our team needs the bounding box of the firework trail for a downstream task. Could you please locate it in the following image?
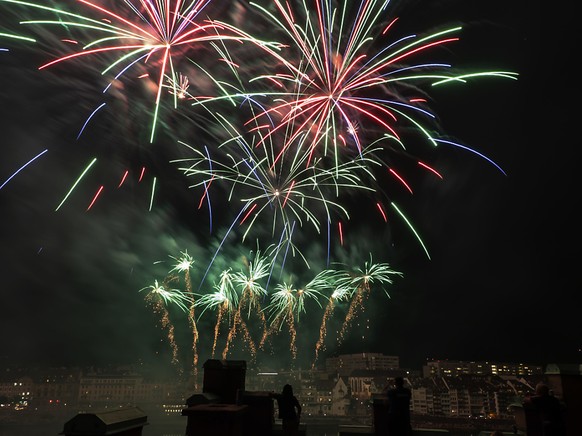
[195,268,238,358]
[264,282,298,359]
[264,273,325,360]
[139,279,191,373]
[230,249,272,351]
[221,304,257,360]
[0,149,48,191]
[221,248,274,361]
[168,249,199,385]
[336,256,402,346]
[312,269,352,366]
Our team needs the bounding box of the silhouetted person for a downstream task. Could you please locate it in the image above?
[273,383,302,436]
[386,376,412,436]
[524,382,566,436]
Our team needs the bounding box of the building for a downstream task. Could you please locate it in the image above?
[325,353,400,377]
[423,359,544,378]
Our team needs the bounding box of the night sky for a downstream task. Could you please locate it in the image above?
[1,0,579,373]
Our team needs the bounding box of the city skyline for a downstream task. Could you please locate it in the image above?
[1,352,549,436]
[0,0,579,373]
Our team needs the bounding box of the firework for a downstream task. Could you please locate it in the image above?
[179,0,517,259]
[172,103,380,267]
[220,247,280,360]
[312,269,353,366]
[0,0,284,142]
[230,249,272,352]
[139,279,191,371]
[195,268,238,358]
[248,0,517,167]
[264,272,326,360]
[335,255,402,345]
[2,0,519,371]
[264,282,298,359]
[0,0,286,212]
[142,247,402,365]
[167,249,199,385]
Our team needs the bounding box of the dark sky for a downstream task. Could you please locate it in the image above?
[1,0,579,373]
